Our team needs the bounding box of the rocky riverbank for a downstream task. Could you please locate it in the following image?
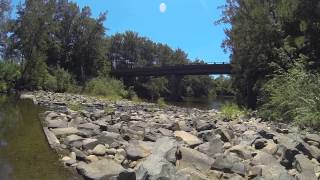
[21,91,320,180]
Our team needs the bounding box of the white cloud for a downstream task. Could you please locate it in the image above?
[160,3,167,13]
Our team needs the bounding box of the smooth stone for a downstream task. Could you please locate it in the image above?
[77,159,125,179]
[51,127,79,136]
[174,131,202,147]
[92,144,107,155]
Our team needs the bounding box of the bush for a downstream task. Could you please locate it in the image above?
[157,97,166,107]
[43,74,57,91]
[219,103,245,121]
[84,77,128,99]
[0,61,21,92]
[259,63,320,128]
[54,68,77,92]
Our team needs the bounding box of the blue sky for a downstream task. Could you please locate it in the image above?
[12,0,230,63]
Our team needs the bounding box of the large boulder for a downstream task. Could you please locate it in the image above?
[251,151,293,179]
[125,140,152,161]
[294,154,317,180]
[178,147,215,172]
[51,127,79,136]
[211,154,245,176]
[76,159,125,179]
[196,137,224,157]
[135,137,178,179]
[174,131,202,147]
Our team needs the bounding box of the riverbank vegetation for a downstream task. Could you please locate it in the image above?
[0,0,233,101]
[219,0,320,127]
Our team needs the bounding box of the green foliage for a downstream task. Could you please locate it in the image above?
[219,103,245,121]
[84,77,128,99]
[68,103,85,111]
[0,61,21,92]
[157,97,166,107]
[54,68,77,93]
[43,74,57,91]
[259,64,320,128]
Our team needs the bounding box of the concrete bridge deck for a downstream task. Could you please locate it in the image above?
[111,63,231,77]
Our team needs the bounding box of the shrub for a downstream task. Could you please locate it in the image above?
[54,68,76,92]
[219,102,245,121]
[84,77,128,99]
[259,63,320,128]
[157,97,166,107]
[0,61,21,92]
[43,74,58,91]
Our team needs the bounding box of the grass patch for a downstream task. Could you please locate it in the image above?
[157,97,166,108]
[68,103,85,111]
[219,103,246,121]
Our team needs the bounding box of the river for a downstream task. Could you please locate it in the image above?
[167,96,234,110]
[0,96,75,180]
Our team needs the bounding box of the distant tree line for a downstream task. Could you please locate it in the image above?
[0,0,233,100]
[219,0,320,127]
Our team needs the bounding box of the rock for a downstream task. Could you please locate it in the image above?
[62,156,76,166]
[77,159,125,179]
[294,154,317,179]
[197,130,214,142]
[117,170,136,180]
[125,140,151,161]
[305,134,320,143]
[64,134,83,145]
[43,127,60,148]
[106,148,117,155]
[51,127,79,136]
[78,123,100,131]
[20,94,37,104]
[82,138,99,150]
[86,155,99,162]
[71,147,87,161]
[46,119,68,128]
[114,153,125,164]
[97,133,121,145]
[196,137,224,157]
[70,152,76,160]
[136,137,178,179]
[195,120,215,131]
[120,114,131,121]
[92,144,107,155]
[178,147,215,172]
[158,128,172,136]
[69,117,83,127]
[253,138,267,149]
[248,166,262,178]
[215,128,233,142]
[211,154,244,175]
[262,140,278,155]
[229,144,253,160]
[168,122,180,131]
[252,151,292,179]
[223,142,232,149]
[174,131,202,147]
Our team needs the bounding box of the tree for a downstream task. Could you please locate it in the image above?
[0,0,11,58]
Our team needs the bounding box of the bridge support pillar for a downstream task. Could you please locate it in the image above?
[169,75,183,101]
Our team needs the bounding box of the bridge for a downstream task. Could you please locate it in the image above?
[110,60,231,101]
[110,62,231,77]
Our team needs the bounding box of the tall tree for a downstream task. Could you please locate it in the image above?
[0,0,11,58]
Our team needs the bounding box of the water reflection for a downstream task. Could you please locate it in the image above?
[0,160,13,180]
[0,96,73,180]
[167,96,234,110]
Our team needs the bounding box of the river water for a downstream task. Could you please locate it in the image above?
[167,96,234,110]
[0,96,73,180]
